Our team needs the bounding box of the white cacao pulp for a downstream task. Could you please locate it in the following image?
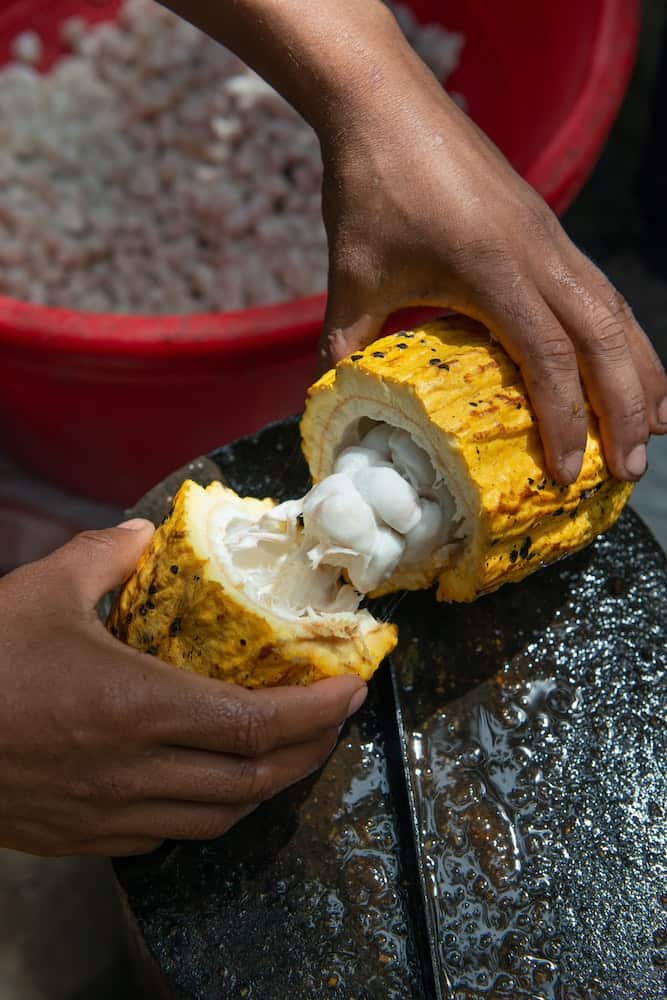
[211,421,460,617]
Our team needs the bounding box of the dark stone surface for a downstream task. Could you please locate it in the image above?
[114,417,667,1000]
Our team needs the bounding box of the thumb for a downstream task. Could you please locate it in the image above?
[318,296,385,374]
[41,519,155,608]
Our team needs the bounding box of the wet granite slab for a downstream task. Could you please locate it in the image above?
[114,417,667,1000]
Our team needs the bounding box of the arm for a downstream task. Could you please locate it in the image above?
[161,0,667,484]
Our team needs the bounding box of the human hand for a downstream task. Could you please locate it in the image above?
[318,43,667,485]
[0,520,366,857]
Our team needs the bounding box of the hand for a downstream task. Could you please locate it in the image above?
[0,520,366,857]
[318,46,667,485]
[159,0,666,483]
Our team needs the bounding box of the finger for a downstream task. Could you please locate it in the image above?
[319,279,385,371]
[105,801,260,843]
[573,261,667,435]
[127,728,340,806]
[39,519,155,609]
[544,260,649,479]
[78,837,165,857]
[476,288,588,484]
[148,670,367,756]
[626,324,667,434]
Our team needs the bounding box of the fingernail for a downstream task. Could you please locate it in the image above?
[116,518,154,531]
[625,443,647,478]
[560,450,584,484]
[346,687,368,718]
[658,397,667,425]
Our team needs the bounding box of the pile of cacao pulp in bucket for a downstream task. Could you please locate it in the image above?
[0,1,464,315]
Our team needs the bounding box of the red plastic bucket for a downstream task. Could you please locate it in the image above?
[0,0,639,503]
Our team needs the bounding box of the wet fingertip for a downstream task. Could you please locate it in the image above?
[624,443,647,480]
[346,687,368,719]
[116,517,154,532]
[558,450,584,485]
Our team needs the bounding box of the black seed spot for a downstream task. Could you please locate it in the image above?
[146,646,158,656]
[592,482,604,494]
[509,549,519,564]
[239,638,247,647]
[469,401,478,407]
[552,507,564,517]
[395,330,407,337]
[372,351,385,358]
[516,403,522,409]
[146,600,155,610]
[169,617,182,636]
[296,513,304,528]
[148,583,158,595]
[438,362,450,370]
[608,576,627,597]
[429,358,442,366]
[170,564,179,574]
[193,574,200,582]
[527,478,534,486]
[125,612,133,624]
[350,353,363,361]
[580,488,591,501]
[519,537,532,559]
[139,604,149,617]
[396,343,408,350]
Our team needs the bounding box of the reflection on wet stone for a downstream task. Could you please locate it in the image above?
[392,515,667,999]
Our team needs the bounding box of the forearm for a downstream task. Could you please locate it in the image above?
[158,0,444,138]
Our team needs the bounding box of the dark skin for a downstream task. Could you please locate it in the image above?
[0,521,366,856]
[2,0,666,858]
[162,0,667,484]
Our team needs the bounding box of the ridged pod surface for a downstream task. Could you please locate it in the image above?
[108,480,397,687]
[301,318,633,602]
